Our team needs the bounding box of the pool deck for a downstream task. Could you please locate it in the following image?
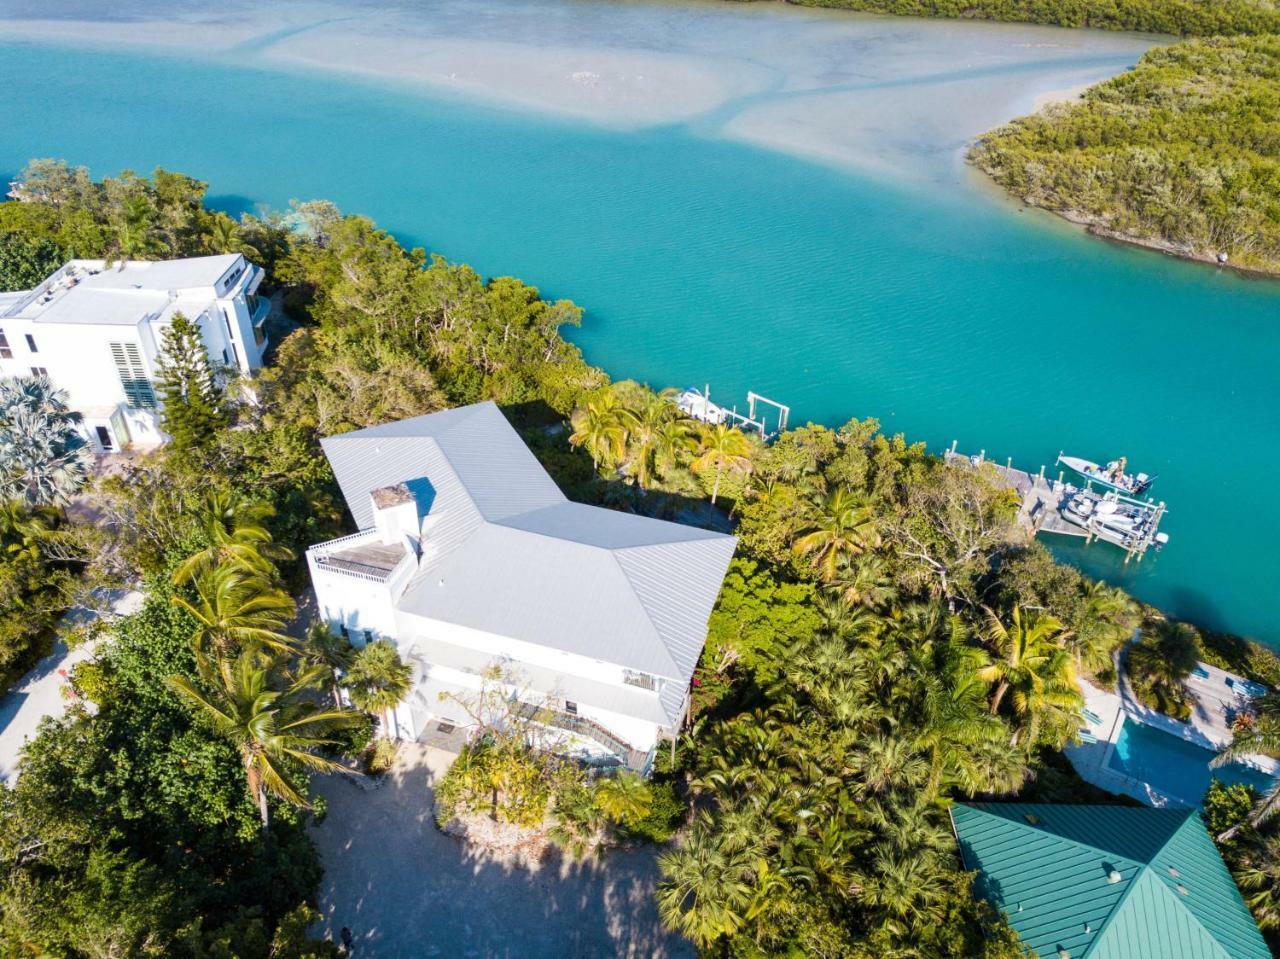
[1065,646,1279,808]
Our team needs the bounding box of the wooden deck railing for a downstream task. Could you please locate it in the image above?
[513,702,649,772]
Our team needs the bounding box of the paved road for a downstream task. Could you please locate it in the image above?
[0,589,143,784]
[311,744,691,959]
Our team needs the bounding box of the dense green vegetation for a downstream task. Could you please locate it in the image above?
[0,377,95,690]
[1127,618,1200,718]
[2,158,1279,956]
[432,678,683,857]
[971,37,1280,274]
[738,0,1280,37]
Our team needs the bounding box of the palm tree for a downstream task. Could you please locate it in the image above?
[656,822,753,948]
[792,486,875,582]
[828,553,896,609]
[111,195,165,264]
[0,498,56,559]
[1071,580,1138,673]
[172,565,298,664]
[168,653,359,832]
[690,424,753,505]
[207,212,261,259]
[569,390,629,471]
[977,606,1082,747]
[1126,623,1198,715]
[621,391,694,490]
[1234,835,1280,929]
[847,733,929,798]
[593,771,654,828]
[1212,694,1280,836]
[914,641,1026,799]
[300,621,355,708]
[172,490,292,585]
[344,639,413,737]
[856,844,949,938]
[0,376,93,507]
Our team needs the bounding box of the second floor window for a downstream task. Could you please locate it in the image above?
[24,333,37,353]
[0,329,11,359]
[30,366,47,376]
[108,342,156,409]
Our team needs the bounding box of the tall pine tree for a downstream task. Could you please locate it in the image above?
[154,312,226,452]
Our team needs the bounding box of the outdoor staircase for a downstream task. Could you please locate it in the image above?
[513,702,649,772]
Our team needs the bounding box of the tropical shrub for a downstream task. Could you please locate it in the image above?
[434,738,554,830]
[364,738,401,776]
[0,581,337,956]
[972,38,1280,275]
[0,230,64,291]
[771,0,1280,37]
[615,779,685,844]
[1204,778,1257,837]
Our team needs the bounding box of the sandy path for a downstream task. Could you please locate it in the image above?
[310,743,690,958]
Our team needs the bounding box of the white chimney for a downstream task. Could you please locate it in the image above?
[370,483,421,548]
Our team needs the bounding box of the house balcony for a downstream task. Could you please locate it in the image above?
[307,529,415,586]
[249,294,270,349]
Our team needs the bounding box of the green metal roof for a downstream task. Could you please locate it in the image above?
[950,803,1269,959]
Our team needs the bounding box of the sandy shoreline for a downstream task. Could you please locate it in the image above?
[0,0,1158,185]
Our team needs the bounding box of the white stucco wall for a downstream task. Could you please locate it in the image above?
[0,255,263,451]
[401,657,665,756]
[311,563,402,645]
[395,610,666,693]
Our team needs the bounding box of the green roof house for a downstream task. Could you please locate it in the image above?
[950,803,1268,959]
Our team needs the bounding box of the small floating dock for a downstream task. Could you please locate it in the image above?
[944,443,1168,563]
[677,385,790,440]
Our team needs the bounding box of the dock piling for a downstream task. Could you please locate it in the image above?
[945,443,1168,560]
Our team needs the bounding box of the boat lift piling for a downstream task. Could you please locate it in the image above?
[944,442,1168,562]
[678,385,791,441]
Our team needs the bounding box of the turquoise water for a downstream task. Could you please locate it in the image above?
[1,41,1278,643]
[1107,718,1276,805]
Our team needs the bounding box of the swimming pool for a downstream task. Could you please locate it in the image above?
[1107,718,1276,804]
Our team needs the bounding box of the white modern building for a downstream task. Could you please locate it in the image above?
[0,254,268,452]
[307,402,737,774]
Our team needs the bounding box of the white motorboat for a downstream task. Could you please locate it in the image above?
[1061,491,1155,541]
[675,387,729,425]
[1058,454,1154,496]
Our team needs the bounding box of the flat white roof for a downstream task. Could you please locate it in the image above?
[0,254,246,326]
[65,254,242,292]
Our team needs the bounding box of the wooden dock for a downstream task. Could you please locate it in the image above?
[944,444,1168,563]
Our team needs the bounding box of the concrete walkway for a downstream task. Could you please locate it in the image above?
[310,744,691,959]
[0,589,143,784]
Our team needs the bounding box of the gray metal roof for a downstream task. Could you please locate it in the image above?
[320,402,736,724]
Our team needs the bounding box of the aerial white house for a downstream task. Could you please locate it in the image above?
[306,402,737,774]
[0,254,268,453]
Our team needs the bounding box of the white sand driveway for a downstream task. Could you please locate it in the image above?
[310,744,691,959]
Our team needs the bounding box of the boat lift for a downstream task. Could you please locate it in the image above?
[944,442,1169,563]
[677,385,791,441]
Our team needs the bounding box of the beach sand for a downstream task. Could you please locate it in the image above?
[0,0,1159,184]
